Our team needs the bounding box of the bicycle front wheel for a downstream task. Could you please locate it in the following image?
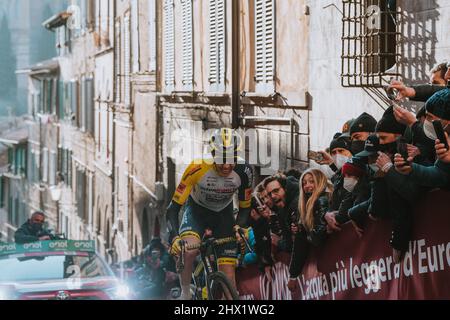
[207,272,239,301]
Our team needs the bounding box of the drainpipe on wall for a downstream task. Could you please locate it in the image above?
[231,0,241,129]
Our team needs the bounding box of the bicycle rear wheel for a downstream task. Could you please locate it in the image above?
[207,272,239,301]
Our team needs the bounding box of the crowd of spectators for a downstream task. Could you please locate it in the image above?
[244,61,450,291]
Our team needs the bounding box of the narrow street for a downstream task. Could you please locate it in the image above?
[0,0,450,301]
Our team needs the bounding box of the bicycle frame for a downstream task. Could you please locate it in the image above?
[179,230,253,300]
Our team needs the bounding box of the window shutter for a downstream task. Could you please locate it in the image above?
[77,170,81,218]
[209,0,225,91]
[58,80,64,118]
[124,15,131,106]
[148,0,157,72]
[64,83,69,119]
[115,21,121,103]
[22,147,27,177]
[39,81,45,114]
[81,76,86,132]
[70,80,79,126]
[49,151,56,186]
[51,78,57,114]
[131,0,140,73]
[255,0,275,92]
[164,0,175,90]
[68,150,73,187]
[42,148,49,183]
[62,149,67,183]
[86,77,94,135]
[182,0,193,90]
[57,146,62,179]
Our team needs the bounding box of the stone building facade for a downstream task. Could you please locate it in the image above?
[2,0,449,263]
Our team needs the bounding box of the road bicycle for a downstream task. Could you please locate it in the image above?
[177,228,252,300]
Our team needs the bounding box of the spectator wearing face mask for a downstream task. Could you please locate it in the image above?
[329,134,353,172]
[373,106,423,263]
[333,157,370,227]
[346,135,387,236]
[394,89,450,189]
[313,120,354,177]
[15,212,54,244]
[288,169,333,292]
[349,113,378,156]
[324,134,354,232]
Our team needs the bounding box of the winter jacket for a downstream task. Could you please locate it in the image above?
[409,161,450,189]
[289,192,331,278]
[377,169,419,252]
[273,176,300,253]
[14,221,53,244]
[330,171,351,213]
[335,176,371,225]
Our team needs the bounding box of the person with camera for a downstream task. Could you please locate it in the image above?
[138,238,177,300]
[394,89,450,189]
[369,106,426,263]
[388,62,450,102]
[264,173,300,254]
[248,193,275,281]
[14,212,55,244]
[311,120,352,178]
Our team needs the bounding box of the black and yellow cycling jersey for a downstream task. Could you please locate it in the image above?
[172,158,253,212]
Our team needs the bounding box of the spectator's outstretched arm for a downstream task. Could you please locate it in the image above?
[409,162,450,188]
[389,80,446,102]
[348,199,370,225]
[412,84,447,102]
[335,193,353,225]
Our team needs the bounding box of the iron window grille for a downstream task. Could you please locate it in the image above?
[341,0,401,88]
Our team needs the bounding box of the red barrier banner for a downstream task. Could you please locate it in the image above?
[236,190,450,300]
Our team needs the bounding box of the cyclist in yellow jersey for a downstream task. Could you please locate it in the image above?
[166,128,253,300]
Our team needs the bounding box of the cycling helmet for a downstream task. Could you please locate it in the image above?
[209,128,243,163]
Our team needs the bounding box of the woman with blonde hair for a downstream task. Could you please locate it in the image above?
[288,168,333,292]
